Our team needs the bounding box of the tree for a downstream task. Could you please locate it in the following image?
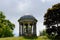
[0,11,15,37]
[44,3,60,36]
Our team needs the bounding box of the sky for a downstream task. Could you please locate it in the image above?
[0,0,60,36]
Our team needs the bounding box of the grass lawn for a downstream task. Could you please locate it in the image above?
[0,36,50,40]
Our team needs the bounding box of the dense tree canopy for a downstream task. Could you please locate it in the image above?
[44,3,60,26]
[44,3,60,36]
[0,11,15,37]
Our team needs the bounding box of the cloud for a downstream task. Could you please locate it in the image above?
[17,0,31,12]
[24,12,32,15]
[41,0,59,3]
[41,0,46,3]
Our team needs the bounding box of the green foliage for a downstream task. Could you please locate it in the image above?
[44,3,60,26]
[23,35,37,39]
[44,3,60,40]
[0,36,50,40]
[0,11,15,37]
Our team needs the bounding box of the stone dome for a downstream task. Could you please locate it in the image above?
[18,15,37,22]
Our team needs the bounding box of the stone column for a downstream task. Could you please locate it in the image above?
[21,23,24,36]
[32,25,33,34]
[33,23,36,36]
[22,23,25,35]
[19,23,21,36]
[19,23,22,36]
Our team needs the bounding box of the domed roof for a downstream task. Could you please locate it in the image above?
[18,15,37,22]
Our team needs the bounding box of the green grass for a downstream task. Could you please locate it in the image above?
[0,36,50,40]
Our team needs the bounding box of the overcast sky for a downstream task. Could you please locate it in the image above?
[0,0,60,36]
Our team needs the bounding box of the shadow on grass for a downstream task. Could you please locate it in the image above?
[54,35,60,40]
[23,35,37,39]
[47,35,60,40]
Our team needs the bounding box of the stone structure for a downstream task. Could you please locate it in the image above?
[18,15,37,36]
